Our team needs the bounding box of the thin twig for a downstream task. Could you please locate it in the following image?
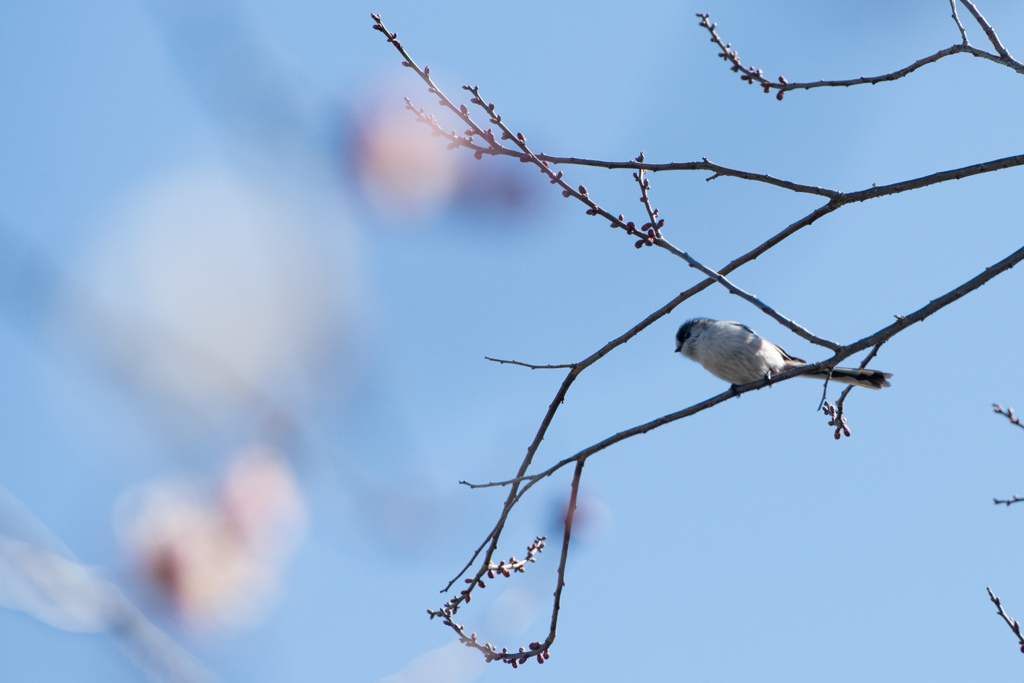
[657,238,841,350]
[546,460,585,649]
[633,163,665,240]
[993,403,1024,430]
[819,343,885,439]
[550,156,839,196]
[485,357,576,370]
[835,342,886,411]
[950,0,970,44]
[987,587,1024,651]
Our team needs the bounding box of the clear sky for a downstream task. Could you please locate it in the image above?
[3,1,1024,681]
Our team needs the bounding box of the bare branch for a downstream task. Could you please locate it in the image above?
[485,357,575,370]
[696,13,789,99]
[987,587,1024,652]
[656,238,841,350]
[697,8,1024,96]
[958,0,1013,60]
[843,243,1024,355]
[543,155,840,197]
[546,460,585,652]
[841,154,1024,202]
[370,15,497,147]
[427,537,551,666]
[820,343,886,439]
[775,45,975,91]
[993,403,1024,430]
[950,0,970,44]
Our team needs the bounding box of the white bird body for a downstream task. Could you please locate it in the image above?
[675,318,892,390]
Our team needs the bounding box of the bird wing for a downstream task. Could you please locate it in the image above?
[733,322,806,365]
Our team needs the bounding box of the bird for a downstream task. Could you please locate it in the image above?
[675,317,892,390]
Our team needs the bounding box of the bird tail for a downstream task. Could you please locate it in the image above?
[805,367,892,390]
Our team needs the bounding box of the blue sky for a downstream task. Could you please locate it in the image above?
[3,1,1024,681]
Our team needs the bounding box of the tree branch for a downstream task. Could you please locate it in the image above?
[993,403,1024,430]
[484,357,575,370]
[697,4,1024,98]
[987,587,1024,651]
[959,0,1013,60]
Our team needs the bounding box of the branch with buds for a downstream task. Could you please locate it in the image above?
[697,1,1024,100]
[993,403,1024,430]
[987,588,1024,653]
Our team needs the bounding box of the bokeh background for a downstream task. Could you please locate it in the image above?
[3,1,1024,680]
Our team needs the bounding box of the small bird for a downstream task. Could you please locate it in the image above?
[675,317,892,390]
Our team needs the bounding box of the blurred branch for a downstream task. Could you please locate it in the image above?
[993,403,1024,430]
[0,489,218,682]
